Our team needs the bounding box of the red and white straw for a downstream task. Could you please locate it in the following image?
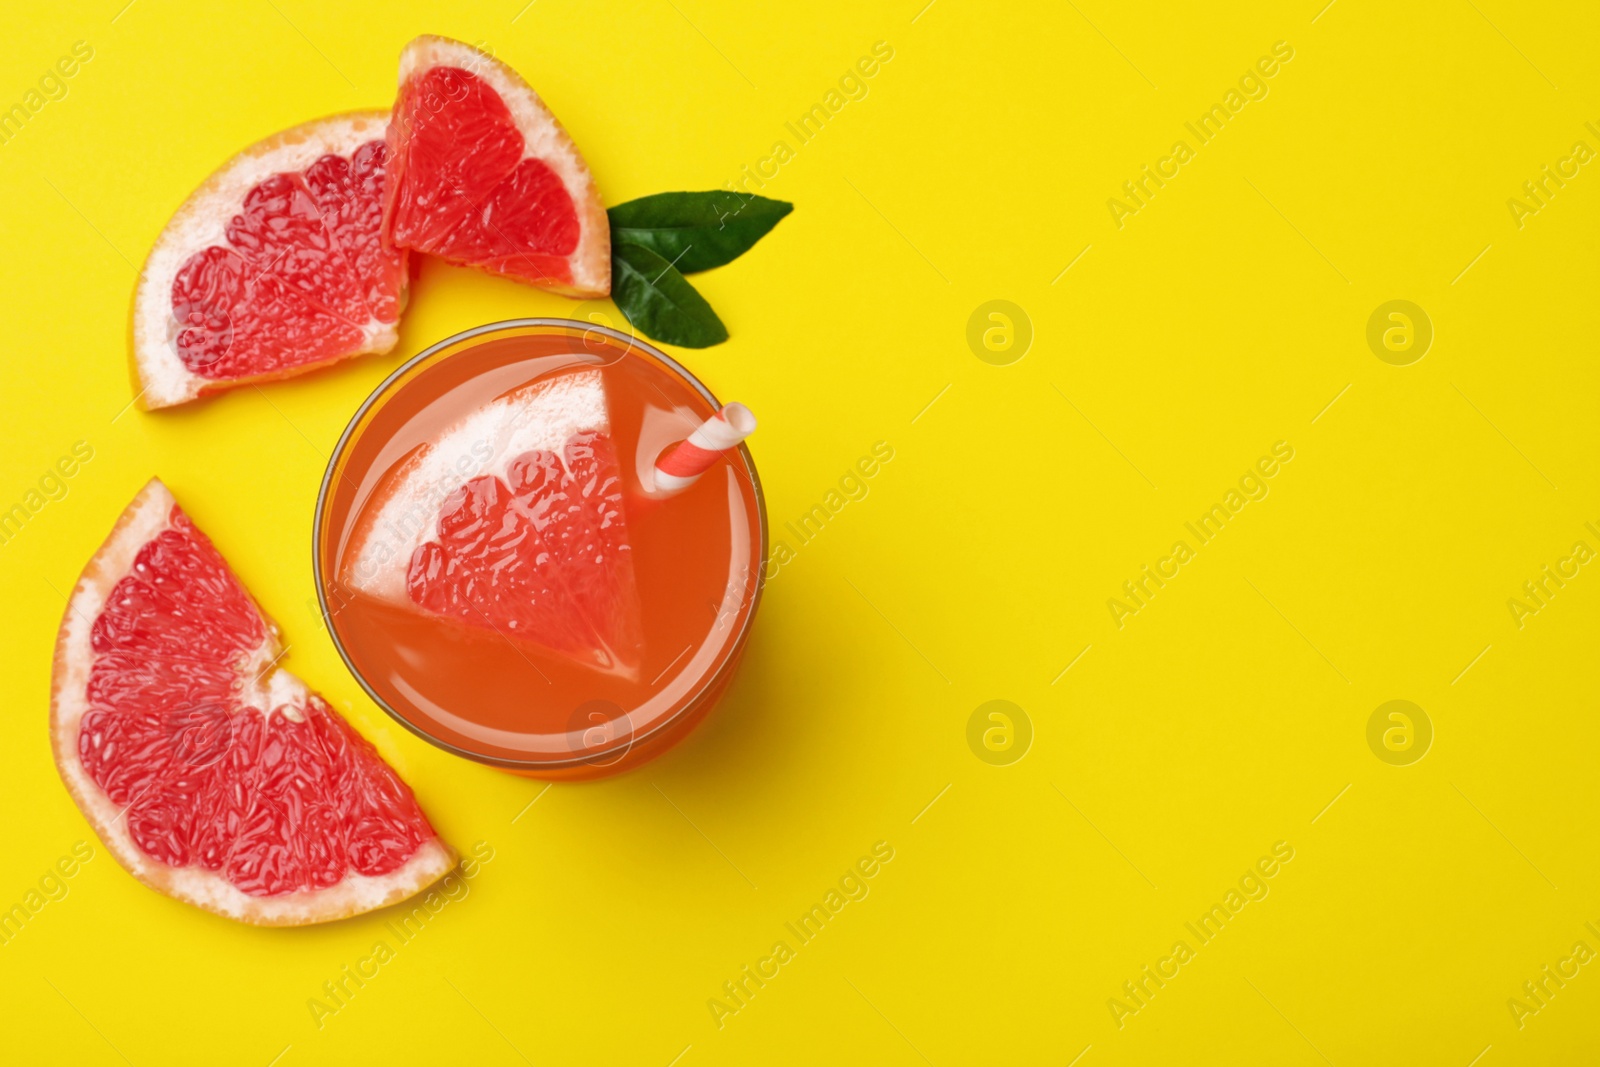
[653,403,757,494]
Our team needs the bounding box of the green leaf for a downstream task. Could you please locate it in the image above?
[608,191,793,274]
[610,243,729,349]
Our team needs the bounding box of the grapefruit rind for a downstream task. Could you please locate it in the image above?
[392,35,610,298]
[131,111,406,411]
[50,479,456,926]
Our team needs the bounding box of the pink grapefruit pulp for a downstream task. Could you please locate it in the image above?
[51,479,454,925]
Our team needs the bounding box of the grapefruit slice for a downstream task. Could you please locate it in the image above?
[384,35,609,298]
[51,479,455,925]
[343,369,642,675]
[131,112,408,410]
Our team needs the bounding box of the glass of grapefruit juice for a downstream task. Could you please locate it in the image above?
[314,319,765,779]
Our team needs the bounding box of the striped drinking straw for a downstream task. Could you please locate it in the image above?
[653,402,757,494]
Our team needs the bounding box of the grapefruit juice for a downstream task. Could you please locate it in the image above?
[315,321,764,778]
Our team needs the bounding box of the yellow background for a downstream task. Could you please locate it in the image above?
[2,0,1597,1063]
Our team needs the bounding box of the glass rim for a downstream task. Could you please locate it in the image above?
[311,317,768,771]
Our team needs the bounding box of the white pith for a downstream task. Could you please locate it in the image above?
[397,36,610,297]
[344,369,610,603]
[131,113,402,411]
[50,479,455,926]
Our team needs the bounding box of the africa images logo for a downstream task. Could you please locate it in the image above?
[1106,442,1294,629]
[0,40,94,148]
[1106,41,1295,229]
[1107,841,1295,1029]
[706,842,895,1029]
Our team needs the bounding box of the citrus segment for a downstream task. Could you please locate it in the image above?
[223,172,370,324]
[384,35,609,298]
[345,369,642,675]
[169,247,369,383]
[132,112,407,410]
[305,141,404,321]
[52,479,454,925]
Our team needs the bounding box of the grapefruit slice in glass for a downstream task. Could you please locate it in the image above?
[51,479,455,925]
[343,368,643,676]
[131,112,408,410]
[384,35,610,299]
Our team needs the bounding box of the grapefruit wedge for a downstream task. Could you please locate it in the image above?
[384,35,610,298]
[51,480,455,925]
[131,112,408,410]
[343,369,642,675]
